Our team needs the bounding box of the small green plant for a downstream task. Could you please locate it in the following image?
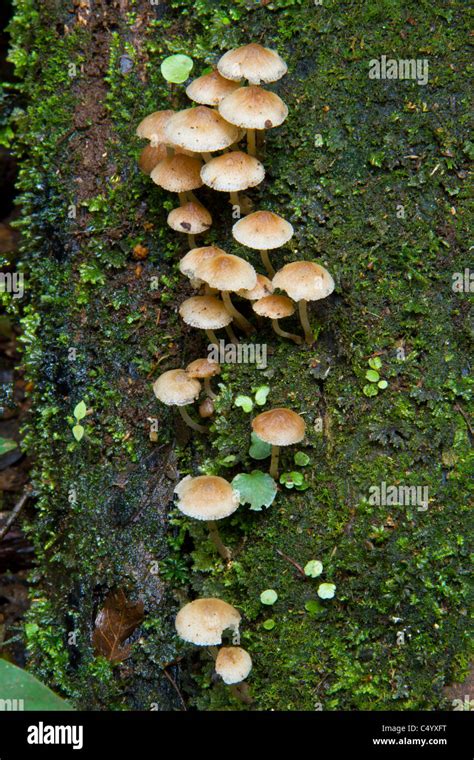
[280,471,310,491]
[304,560,323,578]
[248,431,272,460]
[232,470,277,511]
[71,401,87,441]
[363,356,388,397]
[294,451,310,466]
[160,54,194,84]
[0,436,18,455]
[317,583,336,599]
[260,589,278,605]
[234,385,271,414]
[262,618,276,630]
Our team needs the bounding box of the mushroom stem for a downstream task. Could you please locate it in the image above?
[204,377,217,400]
[224,324,239,345]
[247,128,257,157]
[206,520,232,562]
[178,406,209,434]
[298,299,314,344]
[201,152,213,163]
[230,191,240,211]
[259,249,275,277]
[270,445,280,480]
[221,291,254,335]
[271,319,303,345]
[166,145,175,158]
[187,234,196,249]
[205,329,220,347]
[178,192,188,205]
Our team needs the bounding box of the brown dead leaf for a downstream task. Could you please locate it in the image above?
[92,589,144,662]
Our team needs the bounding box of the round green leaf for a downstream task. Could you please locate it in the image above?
[234,395,253,413]
[317,582,336,599]
[232,470,277,511]
[72,424,85,442]
[249,431,272,460]
[305,599,323,615]
[160,54,194,84]
[254,385,270,406]
[378,379,388,389]
[260,589,278,605]
[73,400,87,420]
[363,383,378,397]
[368,357,382,370]
[365,369,380,383]
[262,619,276,630]
[294,451,310,466]
[304,560,323,578]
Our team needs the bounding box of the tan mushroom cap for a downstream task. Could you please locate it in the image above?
[217,43,287,85]
[237,274,274,301]
[153,369,201,407]
[252,407,306,446]
[253,294,295,319]
[136,110,175,146]
[174,475,239,521]
[215,647,253,685]
[175,598,241,646]
[196,253,257,292]
[186,357,221,379]
[179,296,232,329]
[164,106,241,152]
[272,261,335,302]
[138,144,168,175]
[186,70,241,106]
[233,210,293,250]
[150,154,203,193]
[200,151,265,193]
[167,202,212,235]
[179,246,226,280]
[219,87,288,130]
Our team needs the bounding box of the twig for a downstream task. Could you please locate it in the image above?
[275,548,306,579]
[0,488,32,542]
[454,403,473,436]
[163,667,187,711]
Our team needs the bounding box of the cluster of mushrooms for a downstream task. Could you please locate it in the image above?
[138,44,334,698]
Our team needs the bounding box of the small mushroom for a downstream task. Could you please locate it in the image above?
[167,201,212,249]
[215,646,252,685]
[200,151,265,210]
[138,144,168,175]
[164,106,241,163]
[175,598,241,646]
[179,245,223,292]
[150,153,204,206]
[153,368,207,434]
[186,70,241,106]
[199,397,215,418]
[219,86,288,157]
[232,210,293,276]
[186,357,221,399]
[252,407,306,479]
[195,251,257,335]
[252,294,303,345]
[135,109,175,148]
[174,474,239,561]
[217,43,287,86]
[272,261,335,344]
[237,273,274,301]
[179,294,237,347]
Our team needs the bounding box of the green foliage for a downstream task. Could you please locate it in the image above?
[260,589,278,606]
[160,54,193,83]
[304,560,323,578]
[248,431,272,460]
[232,471,277,511]
[0,436,18,455]
[0,661,72,710]
[280,471,310,490]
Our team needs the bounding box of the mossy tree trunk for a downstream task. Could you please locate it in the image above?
[7,0,471,710]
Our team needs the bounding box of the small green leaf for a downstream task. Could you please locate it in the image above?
[262,619,276,630]
[220,455,237,467]
[0,436,18,456]
[234,395,253,413]
[161,54,194,84]
[304,560,323,578]
[305,599,323,615]
[260,589,278,605]
[72,424,85,442]
[363,383,378,397]
[254,385,270,406]
[378,379,388,389]
[232,470,277,511]
[318,582,336,599]
[73,401,87,420]
[365,370,380,383]
[249,431,272,460]
[368,357,382,370]
[280,471,304,489]
[294,451,310,467]
[0,660,72,710]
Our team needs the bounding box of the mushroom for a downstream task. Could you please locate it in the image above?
[164,105,241,163]
[167,201,212,249]
[237,273,274,301]
[252,407,306,479]
[175,598,241,646]
[136,109,175,148]
[215,646,252,685]
[200,151,265,210]
[232,210,293,276]
[272,261,335,345]
[138,144,168,175]
[150,153,204,206]
[186,357,221,399]
[186,69,241,106]
[199,397,215,418]
[217,43,287,86]
[179,245,223,292]
[252,294,303,345]
[179,294,237,347]
[219,86,288,157]
[153,368,207,434]
[195,251,257,335]
[174,474,239,561]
